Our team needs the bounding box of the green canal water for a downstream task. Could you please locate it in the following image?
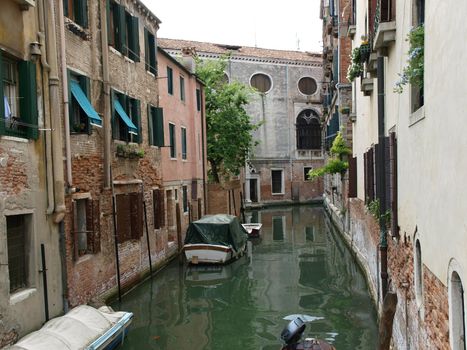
[113,206,377,350]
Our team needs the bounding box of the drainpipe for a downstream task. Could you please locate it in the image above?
[37,0,54,215]
[100,0,111,188]
[57,0,72,188]
[45,0,66,223]
[377,54,388,299]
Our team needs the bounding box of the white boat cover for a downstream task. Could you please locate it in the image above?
[7,305,129,350]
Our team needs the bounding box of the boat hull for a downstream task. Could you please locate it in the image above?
[183,243,245,264]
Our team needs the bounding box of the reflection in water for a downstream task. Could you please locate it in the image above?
[115,206,377,350]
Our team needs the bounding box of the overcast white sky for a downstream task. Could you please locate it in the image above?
[143,0,323,53]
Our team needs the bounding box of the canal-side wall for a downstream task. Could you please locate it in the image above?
[324,195,450,349]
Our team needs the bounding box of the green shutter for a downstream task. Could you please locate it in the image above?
[117,4,126,54]
[0,51,5,135]
[167,67,173,94]
[132,99,141,143]
[129,16,139,61]
[19,61,38,139]
[155,107,164,147]
[147,104,153,145]
[144,28,149,71]
[75,0,88,28]
[67,69,73,134]
[63,0,69,17]
[196,89,201,111]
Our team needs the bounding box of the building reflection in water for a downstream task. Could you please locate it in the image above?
[115,206,377,350]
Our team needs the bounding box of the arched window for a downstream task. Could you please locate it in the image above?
[449,262,466,350]
[414,240,423,305]
[296,109,321,150]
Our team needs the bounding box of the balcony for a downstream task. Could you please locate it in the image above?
[371,0,396,50]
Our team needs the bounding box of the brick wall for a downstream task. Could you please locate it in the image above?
[325,197,450,349]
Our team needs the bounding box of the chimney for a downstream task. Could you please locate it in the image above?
[181,47,197,74]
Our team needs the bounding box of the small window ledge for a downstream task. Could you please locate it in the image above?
[373,21,397,50]
[347,25,356,39]
[409,105,425,127]
[10,288,37,305]
[361,78,374,96]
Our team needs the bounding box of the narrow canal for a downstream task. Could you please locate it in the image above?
[114,206,378,349]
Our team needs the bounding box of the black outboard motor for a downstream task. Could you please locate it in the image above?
[280,316,306,347]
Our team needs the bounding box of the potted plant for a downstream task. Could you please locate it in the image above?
[394,24,424,93]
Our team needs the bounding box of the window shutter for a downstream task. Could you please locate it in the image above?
[72,200,79,260]
[116,193,131,242]
[348,156,357,198]
[367,147,375,202]
[144,28,149,71]
[0,51,5,135]
[167,67,173,94]
[76,0,88,28]
[91,199,101,253]
[19,60,38,139]
[129,16,140,61]
[133,99,141,143]
[147,104,153,145]
[155,107,164,147]
[85,199,93,254]
[111,89,118,139]
[117,4,126,54]
[63,0,69,17]
[130,192,143,239]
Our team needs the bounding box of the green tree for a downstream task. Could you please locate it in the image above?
[196,58,260,183]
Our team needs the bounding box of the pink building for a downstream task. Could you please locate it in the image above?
[157,48,207,246]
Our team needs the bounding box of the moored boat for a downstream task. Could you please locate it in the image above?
[183,214,248,264]
[6,305,133,350]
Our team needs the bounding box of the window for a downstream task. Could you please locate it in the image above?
[296,109,321,150]
[153,189,165,229]
[108,1,139,61]
[305,227,314,241]
[112,91,140,142]
[167,67,173,95]
[414,240,423,305]
[250,73,272,93]
[411,0,424,111]
[72,197,100,258]
[115,192,143,243]
[182,186,188,213]
[148,105,164,146]
[69,72,102,134]
[169,123,176,158]
[304,167,312,181]
[196,88,201,111]
[144,28,157,75]
[271,169,283,194]
[298,77,318,95]
[64,0,88,28]
[272,216,284,241]
[449,268,466,350]
[181,127,187,160]
[0,52,38,139]
[180,76,185,101]
[7,215,30,293]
